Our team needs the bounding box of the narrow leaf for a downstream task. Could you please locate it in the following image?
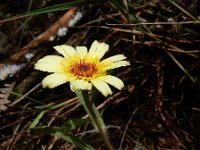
[61,118,89,132]
[0,0,102,23]
[55,132,95,150]
[166,51,196,84]
[75,91,106,131]
[29,110,47,128]
[30,126,60,134]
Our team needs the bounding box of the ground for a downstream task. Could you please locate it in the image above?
[0,0,200,150]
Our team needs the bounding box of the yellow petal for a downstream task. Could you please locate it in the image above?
[70,80,92,91]
[97,75,124,90]
[54,45,76,58]
[91,79,112,97]
[42,73,69,88]
[76,46,88,58]
[106,61,130,70]
[88,40,109,59]
[34,55,65,72]
[102,54,127,62]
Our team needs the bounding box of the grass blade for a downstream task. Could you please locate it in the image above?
[0,0,102,23]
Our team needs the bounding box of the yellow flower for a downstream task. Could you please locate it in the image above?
[34,40,130,96]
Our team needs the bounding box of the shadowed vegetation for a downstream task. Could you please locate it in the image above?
[0,0,200,149]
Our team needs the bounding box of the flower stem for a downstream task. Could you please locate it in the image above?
[76,91,113,150]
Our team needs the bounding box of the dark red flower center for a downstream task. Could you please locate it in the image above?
[70,61,97,77]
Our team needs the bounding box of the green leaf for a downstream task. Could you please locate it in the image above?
[30,101,83,129]
[55,132,95,150]
[166,0,198,21]
[29,110,47,129]
[30,127,94,150]
[61,118,89,133]
[109,0,129,21]
[30,126,59,134]
[30,126,95,150]
[166,51,196,84]
[75,91,106,131]
[0,0,102,23]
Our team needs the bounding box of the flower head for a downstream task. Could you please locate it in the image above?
[34,40,130,96]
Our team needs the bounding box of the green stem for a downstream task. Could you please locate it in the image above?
[76,91,113,150]
[166,0,198,21]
